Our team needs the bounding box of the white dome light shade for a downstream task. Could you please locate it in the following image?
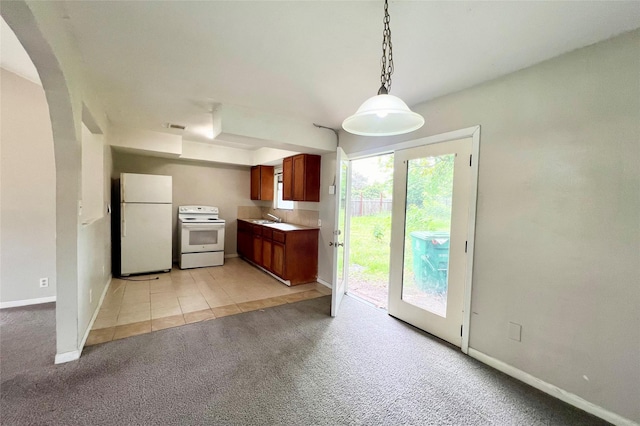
[342,94,425,136]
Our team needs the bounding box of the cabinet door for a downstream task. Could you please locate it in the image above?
[292,154,306,201]
[272,242,285,277]
[303,155,321,202]
[237,229,245,257]
[251,166,275,201]
[250,166,260,200]
[252,234,263,265]
[262,238,273,271]
[244,232,253,258]
[282,157,293,200]
[237,227,252,258]
[260,166,274,200]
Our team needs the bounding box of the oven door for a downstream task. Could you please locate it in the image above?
[181,223,225,253]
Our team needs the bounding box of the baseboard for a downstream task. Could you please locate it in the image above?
[467,348,636,426]
[224,253,239,259]
[78,274,112,355]
[316,278,332,289]
[0,296,56,309]
[54,350,80,364]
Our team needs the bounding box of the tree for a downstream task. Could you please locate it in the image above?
[405,154,455,231]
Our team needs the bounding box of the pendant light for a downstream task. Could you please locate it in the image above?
[342,0,424,137]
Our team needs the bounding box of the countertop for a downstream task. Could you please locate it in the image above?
[239,218,319,231]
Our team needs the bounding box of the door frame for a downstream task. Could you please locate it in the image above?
[347,126,480,354]
[331,147,352,317]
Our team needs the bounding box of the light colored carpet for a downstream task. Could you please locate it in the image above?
[1,296,608,425]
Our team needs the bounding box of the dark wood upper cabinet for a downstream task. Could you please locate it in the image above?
[250,165,274,200]
[282,156,293,200]
[282,154,320,202]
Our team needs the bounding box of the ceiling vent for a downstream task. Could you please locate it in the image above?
[163,123,186,130]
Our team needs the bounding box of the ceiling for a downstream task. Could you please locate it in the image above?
[1,16,40,85]
[3,1,640,153]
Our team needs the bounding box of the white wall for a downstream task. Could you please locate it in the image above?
[340,30,640,423]
[3,0,112,361]
[78,139,112,345]
[77,216,111,344]
[81,123,104,223]
[0,68,56,304]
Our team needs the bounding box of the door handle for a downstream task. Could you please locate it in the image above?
[329,242,344,247]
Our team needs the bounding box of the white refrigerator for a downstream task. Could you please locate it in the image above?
[120,173,173,275]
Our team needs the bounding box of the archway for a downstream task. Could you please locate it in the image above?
[2,1,82,362]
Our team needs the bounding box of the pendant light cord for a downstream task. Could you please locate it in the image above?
[379,0,394,95]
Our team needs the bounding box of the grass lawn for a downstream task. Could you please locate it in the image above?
[348,214,392,281]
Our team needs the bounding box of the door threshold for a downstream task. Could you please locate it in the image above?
[346,292,388,311]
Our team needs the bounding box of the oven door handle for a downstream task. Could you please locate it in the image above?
[183,224,225,231]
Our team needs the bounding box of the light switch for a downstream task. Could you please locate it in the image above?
[508,322,522,342]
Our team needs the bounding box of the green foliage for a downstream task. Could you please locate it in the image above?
[349,214,392,280]
[405,205,450,234]
[372,223,384,242]
[404,154,454,234]
[358,182,389,199]
[407,154,454,207]
[344,152,454,283]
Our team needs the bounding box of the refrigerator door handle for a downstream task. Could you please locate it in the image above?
[122,204,126,237]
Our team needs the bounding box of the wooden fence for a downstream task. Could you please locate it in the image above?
[351,194,392,217]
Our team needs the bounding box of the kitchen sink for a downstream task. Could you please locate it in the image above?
[251,219,275,224]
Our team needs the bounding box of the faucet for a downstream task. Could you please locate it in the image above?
[266,213,282,223]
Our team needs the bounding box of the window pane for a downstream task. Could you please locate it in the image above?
[276,182,294,210]
[401,154,454,317]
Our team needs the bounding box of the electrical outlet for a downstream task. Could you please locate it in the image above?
[89,289,93,304]
[39,278,49,288]
[318,219,322,227]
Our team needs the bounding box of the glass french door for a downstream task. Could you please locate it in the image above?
[331,147,351,317]
[388,138,473,346]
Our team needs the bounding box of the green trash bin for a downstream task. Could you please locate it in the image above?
[410,231,450,293]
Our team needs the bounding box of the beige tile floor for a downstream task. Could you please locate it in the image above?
[86,257,331,346]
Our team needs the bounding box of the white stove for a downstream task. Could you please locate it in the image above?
[178,205,225,269]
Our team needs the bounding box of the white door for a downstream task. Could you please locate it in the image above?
[331,147,351,317]
[388,138,473,346]
[121,173,172,203]
[121,203,173,275]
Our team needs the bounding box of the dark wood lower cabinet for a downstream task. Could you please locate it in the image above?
[252,234,262,265]
[272,242,285,277]
[262,238,272,271]
[237,219,318,285]
[237,220,253,259]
